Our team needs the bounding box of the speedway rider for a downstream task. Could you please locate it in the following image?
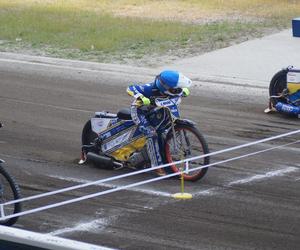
[127,70,192,175]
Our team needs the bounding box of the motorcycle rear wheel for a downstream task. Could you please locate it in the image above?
[0,164,21,226]
[269,69,288,106]
[164,124,209,182]
[82,120,98,145]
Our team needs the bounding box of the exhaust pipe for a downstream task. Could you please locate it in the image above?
[86,152,123,169]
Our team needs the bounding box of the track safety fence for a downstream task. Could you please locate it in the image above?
[1,129,300,221]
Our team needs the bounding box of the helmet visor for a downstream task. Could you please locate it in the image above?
[168,88,182,95]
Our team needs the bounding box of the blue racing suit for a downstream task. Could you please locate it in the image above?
[127,82,165,167]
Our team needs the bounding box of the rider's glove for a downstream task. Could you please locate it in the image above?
[182,88,190,97]
[140,96,151,105]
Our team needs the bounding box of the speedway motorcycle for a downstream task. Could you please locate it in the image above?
[0,122,22,226]
[79,96,210,182]
[265,66,300,117]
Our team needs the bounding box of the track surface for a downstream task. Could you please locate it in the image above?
[0,57,299,250]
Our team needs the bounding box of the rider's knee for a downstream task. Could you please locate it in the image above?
[139,125,157,137]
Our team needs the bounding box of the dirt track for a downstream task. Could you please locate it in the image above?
[0,56,299,249]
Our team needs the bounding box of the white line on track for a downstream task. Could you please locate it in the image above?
[49,218,111,236]
[49,166,298,199]
[194,166,298,196]
[46,166,298,235]
[47,166,298,236]
[228,166,297,185]
[48,175,172,197]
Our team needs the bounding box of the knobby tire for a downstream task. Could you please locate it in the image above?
[0,165,21,226]
[164,124,210,182]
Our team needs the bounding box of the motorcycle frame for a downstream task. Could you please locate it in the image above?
[88,96,192,163]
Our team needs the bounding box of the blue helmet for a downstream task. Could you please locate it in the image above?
[155,70,192,96]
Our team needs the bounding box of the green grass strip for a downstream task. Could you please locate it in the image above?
[0,3,293,62]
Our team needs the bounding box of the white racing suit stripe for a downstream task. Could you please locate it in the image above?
[146,136,162,167]
[130,105,141,124]
[131,104,163,167]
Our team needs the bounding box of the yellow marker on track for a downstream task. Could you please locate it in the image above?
[172,170,192,200]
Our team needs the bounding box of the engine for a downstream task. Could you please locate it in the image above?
[127,148,150,169]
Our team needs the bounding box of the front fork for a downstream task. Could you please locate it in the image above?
[169,120,191,156]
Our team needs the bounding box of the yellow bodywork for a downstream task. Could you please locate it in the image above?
[111,136,147,161]
[287,71,300,94]
[288,82,300,94]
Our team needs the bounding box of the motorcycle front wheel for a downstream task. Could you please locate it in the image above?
[164,124,210,182]
[0,164,21,226]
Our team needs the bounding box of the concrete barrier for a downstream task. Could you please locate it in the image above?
[0,225,113,250]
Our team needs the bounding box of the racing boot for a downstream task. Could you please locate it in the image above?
[78,151,87,165]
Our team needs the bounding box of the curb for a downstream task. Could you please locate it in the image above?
[0,52,268,88]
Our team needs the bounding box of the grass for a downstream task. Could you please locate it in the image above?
[0,0,299,65]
